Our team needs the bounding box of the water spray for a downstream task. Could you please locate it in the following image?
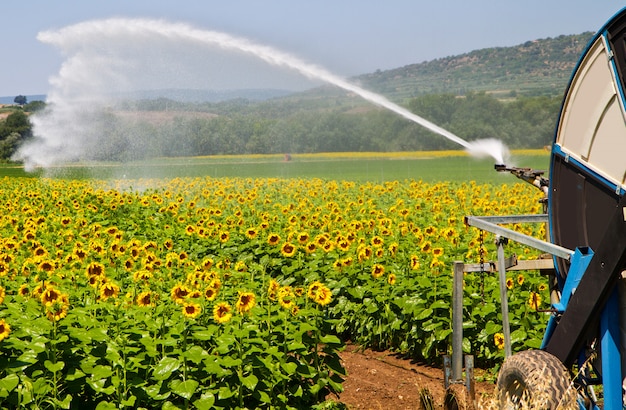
[17,18,511,170]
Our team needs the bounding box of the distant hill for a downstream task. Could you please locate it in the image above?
[353,32,594,102]
[1,32,594,108]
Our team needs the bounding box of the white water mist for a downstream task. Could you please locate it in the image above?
[16,18,510,170]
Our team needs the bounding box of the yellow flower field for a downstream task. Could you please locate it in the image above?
[0,175,549,408]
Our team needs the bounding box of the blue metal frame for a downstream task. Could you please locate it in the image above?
[545,8,626,409]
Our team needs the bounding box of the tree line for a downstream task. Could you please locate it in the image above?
[0,92,562,162]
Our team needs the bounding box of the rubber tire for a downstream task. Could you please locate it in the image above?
[496,350,575,409]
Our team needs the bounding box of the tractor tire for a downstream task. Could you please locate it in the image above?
[496,350,576,409]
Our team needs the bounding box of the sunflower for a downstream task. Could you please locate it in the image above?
[371,264,385,279]
[307,281,322,300]
[86,261,105,277]
[0,319,10,342]
[182,302,202,319]
[517,274,525,286]
[280,242,297,257]
[38,260,55,273]
[410,255,420,270]
[494,333,505,350]
[133,270,152,282]
[305,242,317,254]
[297,232,309,244]
[0,286,4,304]
[506,278,514,290]
[538,283,548,292]
[213,302,233,324]
[45,294,70,322]
[236,292,256,314]
[371,236,384,247]
[99,282,120,301]
[432,247,444,257]
[244,227,258,239]
[201,258,214,271]
[278,286,295,310]
[136,291,156,307]
[307,281,332,306]
[218,231,230,243]
[387,273,397,286]
[314,285,332,306]
[171,283,191,304]
[528,292,542,310]
[267,233,281,246]
[40,285,61,305]
[18,284,29,297]
[204,286,218,301]
[388,243,399,257]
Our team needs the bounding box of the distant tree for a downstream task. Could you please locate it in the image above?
[13,95,27,106]
[24,100,46,112]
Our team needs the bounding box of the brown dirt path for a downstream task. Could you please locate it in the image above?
[330,344,497,409]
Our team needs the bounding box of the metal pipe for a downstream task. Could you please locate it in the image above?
[496,238,512,357]
[465,215,574,261]
[452,261,464,380]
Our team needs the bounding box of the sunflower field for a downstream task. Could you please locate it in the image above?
[0,175,550,409]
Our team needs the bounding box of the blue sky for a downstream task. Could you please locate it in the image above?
[2,0,624,97]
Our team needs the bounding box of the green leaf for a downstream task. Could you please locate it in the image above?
[87,378,116,395]
[95,401,117,410]
[319,334,341,345]
[281,361,298,375]
[193,394,216,410]
[0,374,19,392]
[430,300,448,309]
[44,360,65,373]
[218,386,235,400]
[510,328,528,344]
[192,330,215,341]
[218,356,242,368]
[415,308,433,321]
[240,373,258,391]
[120,395,137,407]
[462,337,472,353]
[90,365,113,379]
[153,357,180,381]
[435,327,453,341]
[484,321,501,335]
[171,379,198,400]
[55,394,73,409]
[144,382,171,400]
[184,345,209,365]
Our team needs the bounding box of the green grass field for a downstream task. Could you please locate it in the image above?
[0,150,550,184]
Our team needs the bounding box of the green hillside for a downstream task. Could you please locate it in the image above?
[345,32,593,103]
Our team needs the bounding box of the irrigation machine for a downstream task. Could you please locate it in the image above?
[444,7,626,410]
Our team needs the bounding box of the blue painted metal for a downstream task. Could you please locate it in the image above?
[552,246,594,313]
[600,290,622,409]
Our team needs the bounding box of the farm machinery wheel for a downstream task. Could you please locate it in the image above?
[496,350,576,409]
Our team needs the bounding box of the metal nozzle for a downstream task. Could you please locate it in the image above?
[494,164,508,172]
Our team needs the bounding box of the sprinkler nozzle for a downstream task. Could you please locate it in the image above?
[494,164,507,172]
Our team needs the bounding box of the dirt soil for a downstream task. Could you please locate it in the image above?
[332,344,496,409]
